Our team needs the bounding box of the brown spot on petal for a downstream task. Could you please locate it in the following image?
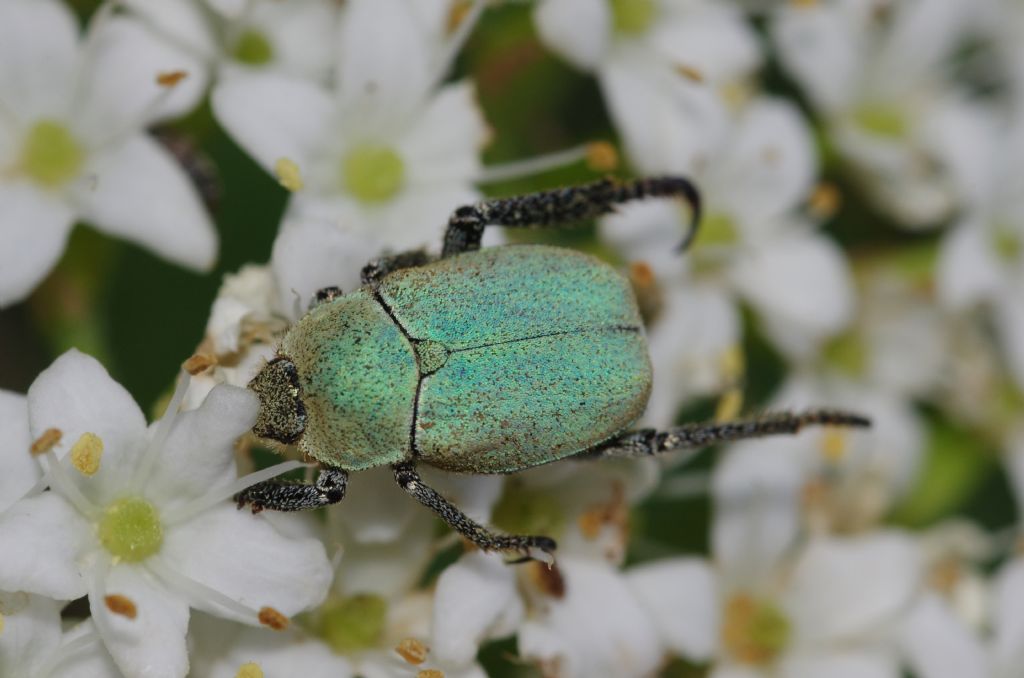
[527,560,565,599]
[30,428,62,456]
[183,353,217,375]
[676,64,705,83]
[105,594,137,619]
[396,638,429,665]
[258,606,289,630]
[585,142,619,172]
[156,71,188,87]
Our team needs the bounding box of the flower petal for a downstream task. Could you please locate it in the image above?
[936,218,1002,310]
[335,0,433,124]
[900,593,989,678]
[271,217,387,317]
[75,134,216,271]
[778,651,901,678]
[48,620,122,678]
[518,557,663,678]
[533,0,610,72]
[0,592,62,676]
[994,288,1024,392]
[992,559,1024,674]
[785,531,920,645]
[625,558,719,661]
[731,231,854,359]
[243,0,339,82]
[0,0,79,121]
[212,72,335,174]
[400,81,487,185]
[162,504,331,623]
[432,551,524,667]
[27,349,148,471]
[707,98,816,226]
[0,493,91,599]
[0,181,75,307]
[90,563,190,678]
[119,0,219,62]
[650,3,760,84]
[0,390,40,513]
[148,385,258,510]
[74,15,207,137]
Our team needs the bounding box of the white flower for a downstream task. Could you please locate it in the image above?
[0,350,332,678]
[0,0,215,307]
[212,0,490,255]
[601,98,854,425]
[626,493,922,677]
[534,0,760,171]
[0,592,121,678]
[122,0,340,86]
[772,0,994,227]
[936,113,1024,393]
[718,375,925,534]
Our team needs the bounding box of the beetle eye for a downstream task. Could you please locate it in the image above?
[249,357,307,444]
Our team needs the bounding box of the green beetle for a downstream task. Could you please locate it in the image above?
[238,177,868,562]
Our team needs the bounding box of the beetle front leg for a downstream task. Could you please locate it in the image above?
[360,249,432,285]
[235,466,348,513]
[441,176,702,257]
[582,409,871,461]
[393,462,557,564]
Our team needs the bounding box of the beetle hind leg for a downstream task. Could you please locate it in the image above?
[582,409,871,461]
[235,466,349,513]
[393,462,557,564]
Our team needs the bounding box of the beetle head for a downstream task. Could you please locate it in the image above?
[249,356,306,444]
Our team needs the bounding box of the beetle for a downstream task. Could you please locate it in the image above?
[237,177,869,562]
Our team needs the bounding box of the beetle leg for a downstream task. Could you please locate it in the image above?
[235,466,348,513]
[441,176,702,257]
[582,409,871,461]
[392,462,557,564]
[360,249,432,285]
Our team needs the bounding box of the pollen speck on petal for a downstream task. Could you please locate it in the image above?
[105,594,138,619]
[274,158,304,192]
[183,353,217,375]
[236,662,264,678]
[70,432,103,476]
[31,428,62,456]
[396,637,429,665]
[157,71,189,88]
[258,606,289,630]
[586,141,619,172]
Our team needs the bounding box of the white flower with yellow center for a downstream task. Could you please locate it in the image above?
[601,97,854,426]
[0,592,121,678]
[772,0,994,227]
[534,0,760,171]
[0,350,333,678]
[0,0,216,307]
[122,0,340,87]
[626,492,921,678]
[212,0,495,256]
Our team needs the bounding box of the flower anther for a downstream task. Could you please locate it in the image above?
[721,593,791,666]
[70,432,103,477]
[396,638,429,665]
[104,594,138,620]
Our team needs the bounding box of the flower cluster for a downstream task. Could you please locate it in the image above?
[2,0,1024,677]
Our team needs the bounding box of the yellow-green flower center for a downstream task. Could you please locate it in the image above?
[342,144,406,203]
[20,119,84,188]
[693,212,740,249]
[492,483,565,538]
[721,594,791,666]
[992,222,1022,263]
[822,331,867,378]
[318,594,388,654]
[98,497,164,563]
[610,0,656,35]
[853,104,909,139]
[233,29,274,65]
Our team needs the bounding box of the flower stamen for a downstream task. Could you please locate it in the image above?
[104,594,138,619]
[70,432,103,476]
